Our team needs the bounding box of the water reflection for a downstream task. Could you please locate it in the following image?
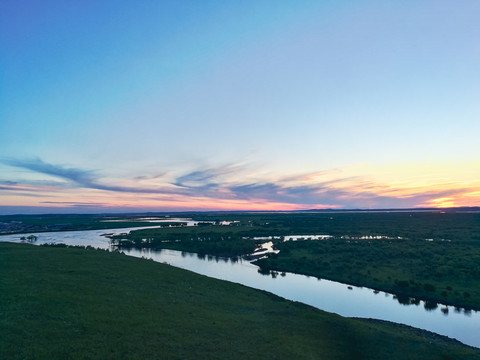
[424,301,439,311]
[394,294,410,305]
[257,268,271,276]
[392,294,422,307]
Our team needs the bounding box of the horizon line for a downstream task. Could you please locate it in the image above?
[1,206,480,217]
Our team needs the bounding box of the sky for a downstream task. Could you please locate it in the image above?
[1,0,479,214]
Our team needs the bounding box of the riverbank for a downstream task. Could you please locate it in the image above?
[1,242,478,359]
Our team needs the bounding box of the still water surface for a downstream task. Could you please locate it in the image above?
[1,227,479,348]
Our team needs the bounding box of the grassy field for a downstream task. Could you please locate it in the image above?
[1,242,478,359]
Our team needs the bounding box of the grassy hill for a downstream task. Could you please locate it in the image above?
[0,242,478,359]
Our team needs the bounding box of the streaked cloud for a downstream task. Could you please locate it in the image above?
[2,158,174,194]
[1,157,478,214]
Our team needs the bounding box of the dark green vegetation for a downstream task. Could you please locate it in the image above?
[0,213,177,234]
[1,243,478,359]
[118,211,480,310]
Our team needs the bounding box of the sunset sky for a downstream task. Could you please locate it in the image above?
[1,1,479,214]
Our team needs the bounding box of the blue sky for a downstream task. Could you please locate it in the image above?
[1,1,479,214]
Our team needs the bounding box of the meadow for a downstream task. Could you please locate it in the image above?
[1,242,478,359]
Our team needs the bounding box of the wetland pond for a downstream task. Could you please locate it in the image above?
[1,226,479,349]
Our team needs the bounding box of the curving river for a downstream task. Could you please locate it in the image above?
[1,227,479,348]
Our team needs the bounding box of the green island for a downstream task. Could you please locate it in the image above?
[1,242,478,359]
[111,220,265,257]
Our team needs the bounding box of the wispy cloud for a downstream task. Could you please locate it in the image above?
[173,164,242,189]
[134,173,167,181]
[4,158,96,185]
[2,158,173,194]
[227,177,475,209]
[41,201,111,207]
[1,157,478,210]
[0,182,58,194]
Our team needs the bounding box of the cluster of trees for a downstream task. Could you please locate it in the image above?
[20,235,37,243]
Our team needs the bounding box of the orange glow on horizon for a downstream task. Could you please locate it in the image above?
[428,197,457,208]
[0,187,341,212]
[1,159,479,212]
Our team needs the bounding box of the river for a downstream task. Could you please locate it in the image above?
[1,226,479,348]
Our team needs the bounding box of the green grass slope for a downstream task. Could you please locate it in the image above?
[0,243,478,360]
